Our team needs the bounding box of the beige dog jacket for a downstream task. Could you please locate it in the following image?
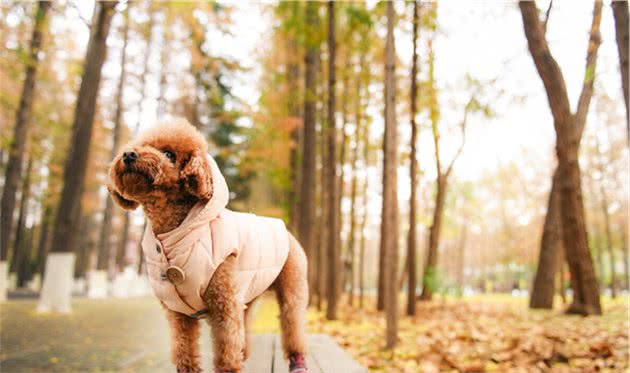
[142,155,290,317]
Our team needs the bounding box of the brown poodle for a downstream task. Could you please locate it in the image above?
[108,119,308,373]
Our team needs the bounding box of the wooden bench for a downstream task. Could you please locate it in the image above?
[236,334,366,373]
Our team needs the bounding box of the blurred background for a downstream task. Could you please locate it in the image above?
[0,1,629,372]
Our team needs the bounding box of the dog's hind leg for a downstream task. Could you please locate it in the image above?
[203,255,244,372]
[164,308,202,373]
[274,232,309,368]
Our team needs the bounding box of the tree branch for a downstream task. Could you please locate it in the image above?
[574,0,603,139]
[519,1,572,131]
[543,0,553,35]
[67,1,92,29]
[444,106,469,179]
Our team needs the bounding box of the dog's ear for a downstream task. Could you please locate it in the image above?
[180,151,213,199]
[108,185,139,211]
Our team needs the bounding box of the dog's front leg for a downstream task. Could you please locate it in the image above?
[165,308,202,373]
[203,256,244,372]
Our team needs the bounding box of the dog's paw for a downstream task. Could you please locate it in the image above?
[289,353,308,373]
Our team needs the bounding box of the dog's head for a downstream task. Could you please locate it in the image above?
[108,119,213,210]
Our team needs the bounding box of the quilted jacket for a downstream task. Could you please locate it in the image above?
[142,155,290,317]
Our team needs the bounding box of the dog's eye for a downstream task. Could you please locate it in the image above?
[163,150,176,162]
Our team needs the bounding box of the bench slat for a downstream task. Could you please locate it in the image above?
[243,334,274,372]
[308,334,367,373]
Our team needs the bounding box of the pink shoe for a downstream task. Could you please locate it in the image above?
[289,353,308,373]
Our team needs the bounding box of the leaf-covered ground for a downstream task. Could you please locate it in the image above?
[1,295,628,372]
[301,295,629,372]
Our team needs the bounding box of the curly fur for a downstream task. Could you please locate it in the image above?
[164,306,202,373]
[108,118,308,372]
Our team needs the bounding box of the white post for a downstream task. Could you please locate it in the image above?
[111,269,130,298]
[37,252,75,313]
[8,272,16,291]
[87,270,108,299]
[0,261,7,302]
[28,273,41,292]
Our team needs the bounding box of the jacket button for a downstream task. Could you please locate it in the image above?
[156,244,161,253]
[166,266,185,285]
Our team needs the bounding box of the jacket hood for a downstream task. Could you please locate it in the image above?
[149,154,229,256]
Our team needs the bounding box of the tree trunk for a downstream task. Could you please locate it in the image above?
[383,0,399,349]
[530,168,563,309]
[420,177,446,301]
[11,158,33,282]
[406,0,420,316]
[337,55,351,300]
[612,0,629,143]
[288,30,301,233]
[600,185,616,297]
[0,1,51,262]
[377,45,387,310]
[419,35,443,302]
[300,0,319,303]
[74,215,92,279]
[557,149,602,314]
[97,6,129,272]
[358,71,369,310]
[35,206,52,276]
[325,0,339,321]
[377,234,385,310]
[48,1,117,255]
[115,212,130,269]
[316,52,327,310]
[347,64,361,306]
[520,0,602,315]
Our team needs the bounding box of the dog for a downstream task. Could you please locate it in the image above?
[107,119,308,373]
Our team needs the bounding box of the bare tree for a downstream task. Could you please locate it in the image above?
[1,1,51,263]
[520,0,603,315]
[287,2,302,234]
[347,58,362,306]
[315,46,326,311]
[612,0,629,143]
[406,0,420,316]
[300,0,319,302]
[97,5,130,272]
[529,1,565,311]
[337,55,350,299]
[382,0,399,349]
[325,0,339,321]
[530,169,564,309]
[419,48,471,301]
[358,51,369,311]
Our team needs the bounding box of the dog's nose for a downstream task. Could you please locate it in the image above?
[123,151,138,165]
